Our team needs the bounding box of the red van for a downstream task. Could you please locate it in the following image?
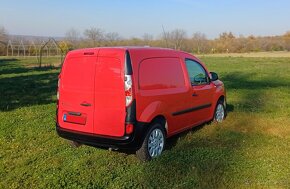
[56,47,226,161]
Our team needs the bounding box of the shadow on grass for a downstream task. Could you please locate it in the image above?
[139,71,288,188]
[165,124,206,151]
[0,58,57,75]
[141,123,250,188]
[0,58,19,63]
[227,104,234,113]
[222,71,289,90]
[222,72,289,113]
[0,58,59,111]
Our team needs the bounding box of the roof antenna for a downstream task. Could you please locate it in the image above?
[162,25,169,48]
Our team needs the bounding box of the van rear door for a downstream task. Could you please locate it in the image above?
[93,49,126,137]
[58,51,98,134]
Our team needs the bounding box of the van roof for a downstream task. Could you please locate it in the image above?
[69,46,173,52]
[70,46,193,54]
[67,46,195,60]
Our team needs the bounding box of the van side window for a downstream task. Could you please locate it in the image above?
[185,59,209,85]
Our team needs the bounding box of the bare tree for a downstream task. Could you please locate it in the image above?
[142,33,154,43]
[0,26,8,56]
[283,31,290,51]
[65,28,80,47]
[83,27,104,47]
[162,29,187,50]
[215,32,236,52]
[173,29,187,50]
[0,26,8,42]
[105,32,121,45]
[192,32,207,54]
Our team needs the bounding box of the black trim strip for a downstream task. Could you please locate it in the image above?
[56,121,148,150]
[172,103,212,116]
[125,99,136,123]
[125,50,133,75]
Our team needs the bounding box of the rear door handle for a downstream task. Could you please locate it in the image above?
[80,102,91,107]
[192,93,198,97]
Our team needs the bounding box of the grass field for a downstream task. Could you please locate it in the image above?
[0,56,290,188]
[199,51,290,58]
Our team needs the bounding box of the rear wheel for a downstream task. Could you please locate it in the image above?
[136,123,166,161]
[214,100,225,123]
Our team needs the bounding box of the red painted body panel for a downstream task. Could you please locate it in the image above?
[93,49,126,137]
[58,48,126,137]
[57,47,226,140]
[58,51,97,134]
[184,55,216,124]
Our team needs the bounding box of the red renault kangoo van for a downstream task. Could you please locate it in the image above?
[56,47,226,161]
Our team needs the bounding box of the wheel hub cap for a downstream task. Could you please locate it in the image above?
[215,104,225,122]
[148,128,164,158]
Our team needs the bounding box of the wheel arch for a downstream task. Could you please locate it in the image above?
[218,95,225,104]
[211,94,226,120]
[212,94,227,120]
[150,115,167,135]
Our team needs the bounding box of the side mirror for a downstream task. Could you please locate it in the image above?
[210,72,219,81]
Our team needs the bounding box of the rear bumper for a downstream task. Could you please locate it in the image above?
[56,122,147,150]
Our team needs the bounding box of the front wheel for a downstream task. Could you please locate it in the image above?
[214,100,226,123]
[136,123,166,161]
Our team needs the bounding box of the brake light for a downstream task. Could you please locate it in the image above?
[125,75,133,106]
[125,124,134,134]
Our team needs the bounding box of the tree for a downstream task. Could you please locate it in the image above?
[283,31,290,51]
[105,32,121,45]
[192,32,208,54]
[0,26,8,56]
[162,29,187,50]
[142,33,154,45]
[59,41,70,54]
[65,28,80,48]
[170,29,187,50]
[215,32,236,52]
[0,26,8,42]
[83,27,104,47]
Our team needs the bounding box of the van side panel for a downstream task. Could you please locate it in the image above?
[134,55,193,135]
[93,49,126,137]
[139,58,185,90]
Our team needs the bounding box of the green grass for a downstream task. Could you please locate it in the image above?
[0,57,290,188]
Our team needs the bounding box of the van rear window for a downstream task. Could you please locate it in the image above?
[139,58,185,90]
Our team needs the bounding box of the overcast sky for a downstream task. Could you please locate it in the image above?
[1,0,290,39]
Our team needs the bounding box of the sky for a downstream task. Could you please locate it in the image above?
[1,0,290,39]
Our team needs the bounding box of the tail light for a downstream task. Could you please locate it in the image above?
[124,51,135,134]
[125,124,134,134]
[125,74,133,107]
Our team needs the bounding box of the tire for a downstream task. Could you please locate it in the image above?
[136,123,166,161]
[214,100,226,123]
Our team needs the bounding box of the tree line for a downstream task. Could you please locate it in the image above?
[1,26,290,55]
